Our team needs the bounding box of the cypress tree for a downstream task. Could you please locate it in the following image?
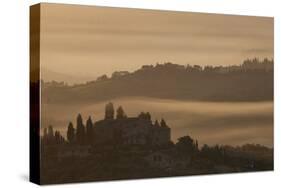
[76,114,85,145]
[145,112,151,121]
[116,106,126,119]
[86,116,94,145]
[54,131,60,144]
[160,119,167,127]
[154,120,160,127]
[67,122,75,144]
[48,125,54,144]
[105,102,114,119]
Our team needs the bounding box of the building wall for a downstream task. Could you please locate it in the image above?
[93,117,171,146]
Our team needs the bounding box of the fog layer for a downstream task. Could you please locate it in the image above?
[42,97,273,147]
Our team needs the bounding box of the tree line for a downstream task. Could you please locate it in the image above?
[42,57,273,88]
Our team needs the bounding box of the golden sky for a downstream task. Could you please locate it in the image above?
[40,3,273,83]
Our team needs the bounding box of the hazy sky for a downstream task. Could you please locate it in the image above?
[40,3,273,82]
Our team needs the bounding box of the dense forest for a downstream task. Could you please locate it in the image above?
[42,58,273,104]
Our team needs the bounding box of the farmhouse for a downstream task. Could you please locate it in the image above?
[93,102,171,146]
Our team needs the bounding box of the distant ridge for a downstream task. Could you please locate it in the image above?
[42,59,273,104]
[41,68,96,85]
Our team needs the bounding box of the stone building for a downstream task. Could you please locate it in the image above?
[93,103,171,146]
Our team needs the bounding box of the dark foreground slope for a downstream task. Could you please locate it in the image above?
[40,143,273,184]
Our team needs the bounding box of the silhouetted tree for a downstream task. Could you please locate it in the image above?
[204,65,214,72]
[176,135,197,157]
[86,116,94,144]
[96,74,108,81]
[105,102,114,119]
[145,112,151,121]
[195,140,199,150]
[67,122,75,144]
[138,112,151,121]
[42,128,48,144]
[76,114,85,145]
[55,130,64,144]
[47,125,54,144]
[48,125,54,138]
[200,144,224,163]
[193,65,202,72]
[116,106,126,119]
[154,120,160,127]
[160,119,167,127]
[112,71,129,79]
[43,127,47,138]
[263,58,270,64]
[138,112,146,119]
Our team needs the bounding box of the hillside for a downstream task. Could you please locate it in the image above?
[41,61,273,104]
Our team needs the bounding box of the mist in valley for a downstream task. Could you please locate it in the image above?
[41,97,273,147]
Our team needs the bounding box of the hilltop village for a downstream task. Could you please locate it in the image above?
[40,102,273,184]
[42,102,171,147]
